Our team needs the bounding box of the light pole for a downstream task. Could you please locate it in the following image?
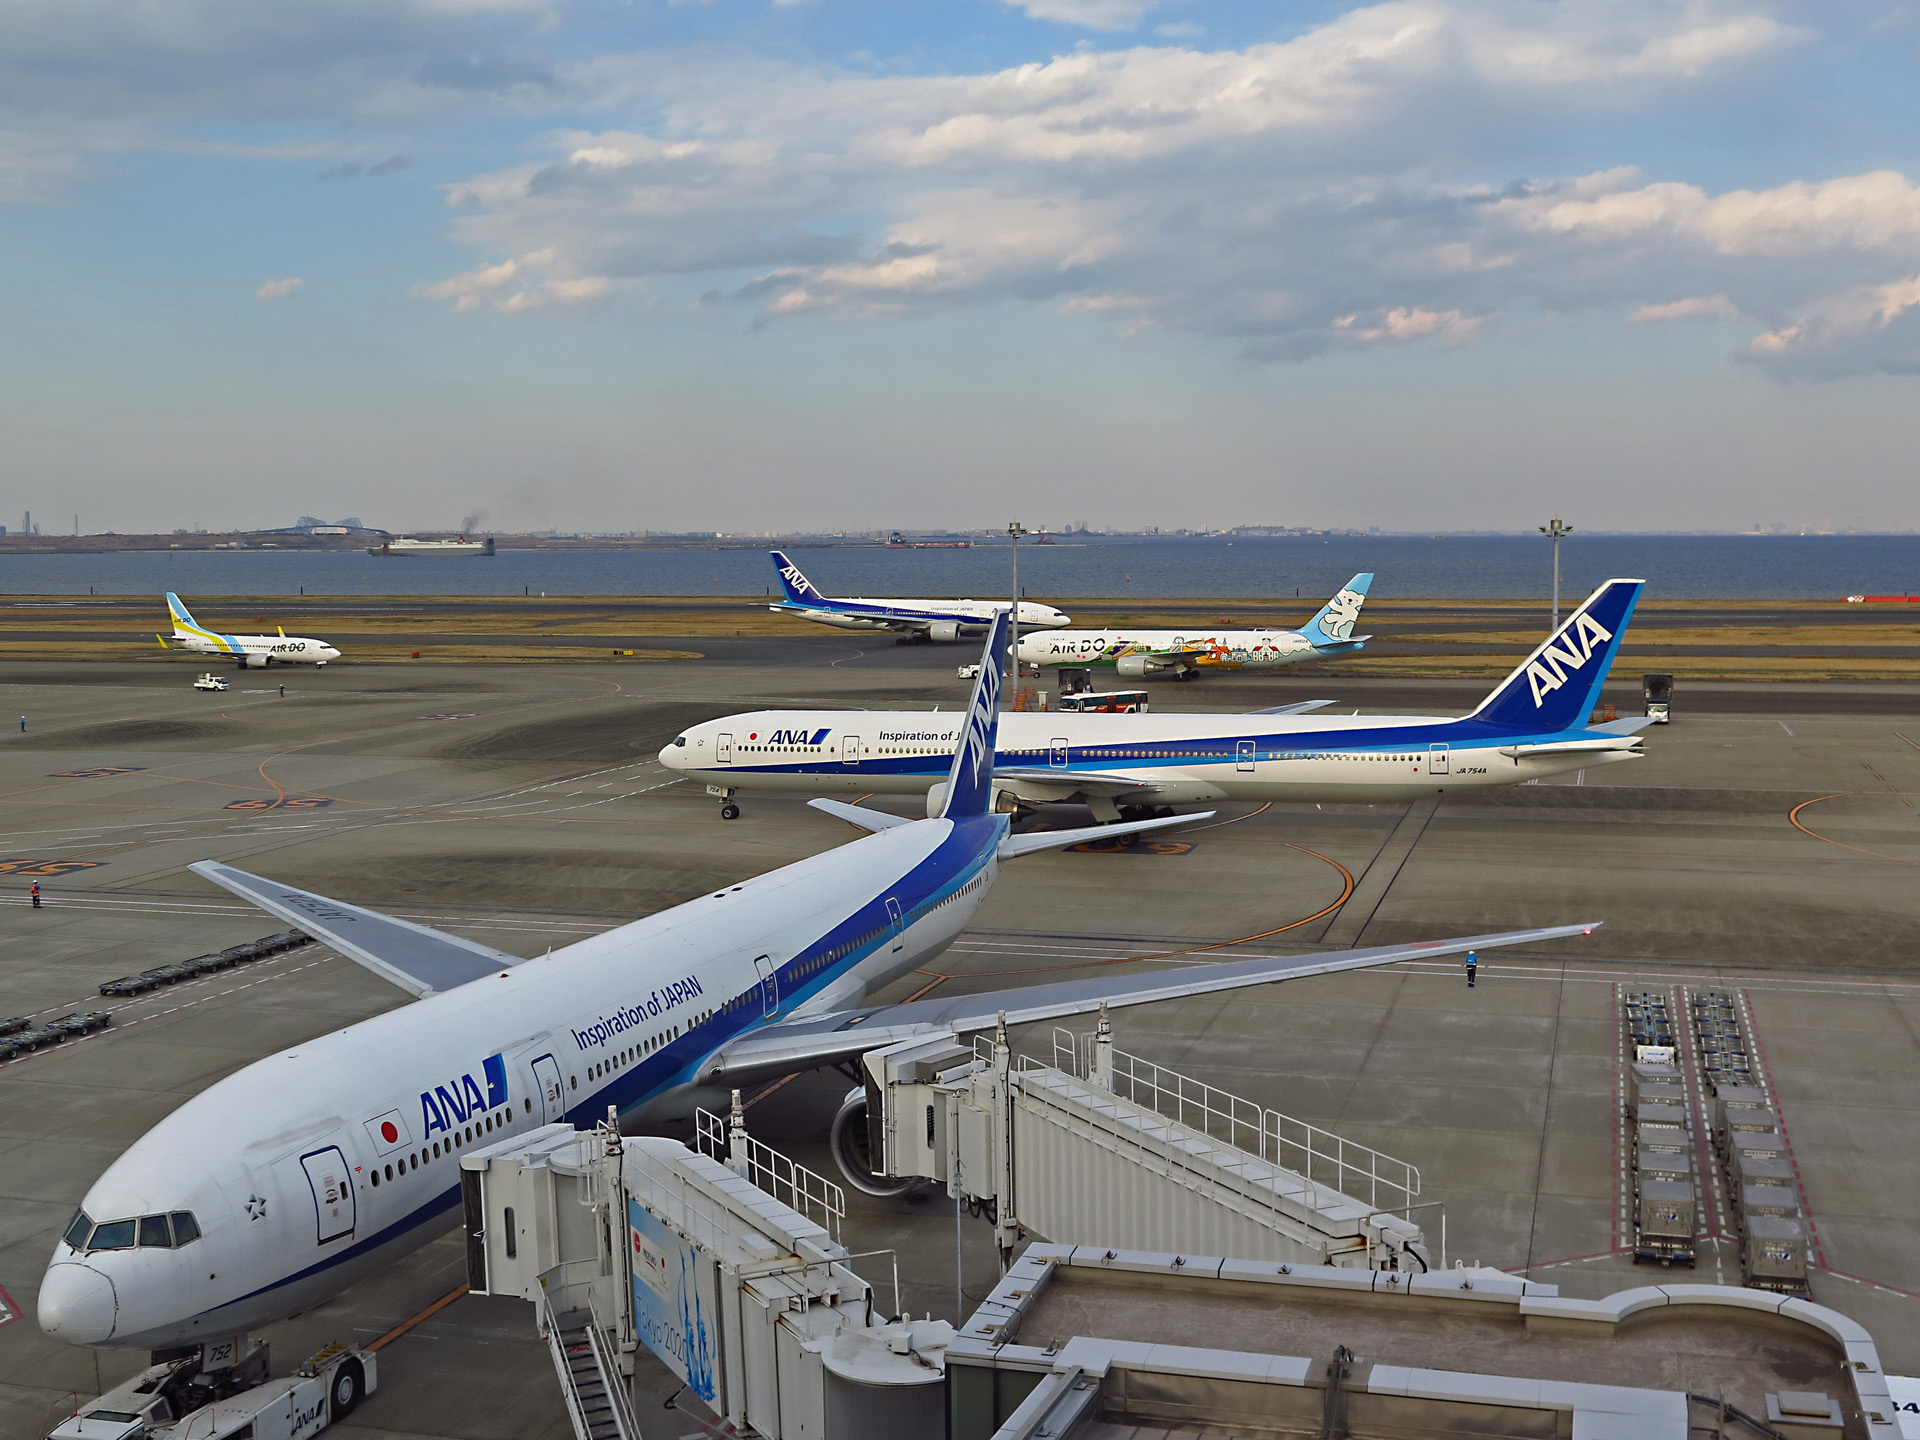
[1007,521,1028,694]
[1539,518,1572,631]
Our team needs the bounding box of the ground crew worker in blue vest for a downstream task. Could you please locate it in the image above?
[1465,950,1477,988]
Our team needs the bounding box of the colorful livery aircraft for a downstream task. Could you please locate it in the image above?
[665,579,1648,821]
[768,550,1070,641]
[39,616,1597,1352]
[1017,573,1373,680]
[159,593,341,667]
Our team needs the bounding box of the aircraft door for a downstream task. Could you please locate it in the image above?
[1049,737,1069,769]
[717,732,733,764]
[1428,743,1450,776]
[299,1146,355,1246]
[841,735,862,767]
[754,954,779,1017]
[886,897,905,952]
[531,1054,565,1123]
[1236,739,1256,772]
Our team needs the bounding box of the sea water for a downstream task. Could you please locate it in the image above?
[0,535,1914,601]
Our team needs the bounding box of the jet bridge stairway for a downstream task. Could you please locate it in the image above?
[545,1307,636,1440]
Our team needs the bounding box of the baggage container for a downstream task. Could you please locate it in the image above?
[1734,1151,1794,1188]
[1634,1102,1688,1129]
[1636,1148,1693,1185]
[1743,1215,1810,1294]
[1635,1123,1690,1153]
[1740,1184,1800,1219]
[1728,1131,1788,1164]
[1633,1180,1697,1265]
[1711,1086,1769,1120]
[1722,1105,1777,1135]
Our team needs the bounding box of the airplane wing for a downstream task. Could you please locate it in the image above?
[1495,738,1644,760]
[697,922,1599,1088]
[1592,717,1659,736]
[992,767,1161,796]
[809,798,915,832]
[1248,700,1336,715]
[189,861,524,999]
[998,810,1211,859]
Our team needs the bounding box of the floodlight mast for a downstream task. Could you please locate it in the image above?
[1540,518,1573,631]
[1007,520,1028,689]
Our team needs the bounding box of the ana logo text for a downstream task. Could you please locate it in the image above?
[767,728,831,745]
[1526,613,1615,706]
[420,1053,508,1136]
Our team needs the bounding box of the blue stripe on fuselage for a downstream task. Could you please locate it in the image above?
[220,815,1003,1320]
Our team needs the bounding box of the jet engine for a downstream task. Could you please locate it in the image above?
[1114,655,1162,679]
[928,620,962,643]
[242,654,272,668]
[829,1086,917,1197]
[925,781,1024,818]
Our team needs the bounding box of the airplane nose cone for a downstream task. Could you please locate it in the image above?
[39,1262,117,1344]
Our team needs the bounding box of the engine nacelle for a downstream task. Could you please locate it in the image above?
[927,620,962,643]
[829,1087,918,1197]
[925,781,1024,818]
[1114,654,1164,679]
[242,654,272,669]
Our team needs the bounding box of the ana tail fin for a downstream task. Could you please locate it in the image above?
[939,611,1010,818]
[165,592,196,631]
[1467,579,1645,731]
[770,551,827,606]
[1304,573,1372,647]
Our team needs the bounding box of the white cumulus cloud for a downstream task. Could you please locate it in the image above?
[255,276,304,300]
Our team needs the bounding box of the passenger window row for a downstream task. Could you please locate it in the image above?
[65,1209,200,1252]
[369,1099,529,1188]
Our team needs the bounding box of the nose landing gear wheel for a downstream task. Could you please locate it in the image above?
[720,803,740,820]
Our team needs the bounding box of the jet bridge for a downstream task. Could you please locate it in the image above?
[856,1007,1434,1272]
[459,1115,951,1440]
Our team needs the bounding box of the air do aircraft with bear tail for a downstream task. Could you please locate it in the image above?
[665,579,1651,822]
[40,614,1599,1352]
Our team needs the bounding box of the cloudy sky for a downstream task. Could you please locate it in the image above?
[5,0,1920,534]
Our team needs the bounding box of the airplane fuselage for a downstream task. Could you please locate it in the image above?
[664,710,1642,807]
[773,597,1070,638]
[173,631,339,666]
[1018,628,1359,672]
[39,816,1003,1349]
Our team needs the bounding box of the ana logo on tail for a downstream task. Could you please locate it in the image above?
[1525,613,1615,707]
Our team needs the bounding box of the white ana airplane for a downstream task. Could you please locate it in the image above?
[1017,574,1373,680]
[665,579,1649,822]
[39,615,1596,1355]
[157,594,341,668]
[769,550,1070,641]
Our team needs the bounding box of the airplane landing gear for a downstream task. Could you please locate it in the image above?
[720,803,741,820]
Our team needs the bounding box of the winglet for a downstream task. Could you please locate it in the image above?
[940,611,1010,818]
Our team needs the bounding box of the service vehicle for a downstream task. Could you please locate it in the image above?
[1643,672,1672,723]
[1057,689,1150,714]
[193,674,229,692]
[45,1338,374,1440]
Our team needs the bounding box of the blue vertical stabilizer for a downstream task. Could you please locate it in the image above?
[940,613,1010,818]
[1468,579,1645,731]
[769,551,827,606]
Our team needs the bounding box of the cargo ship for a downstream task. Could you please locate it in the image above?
[367,536,495,557]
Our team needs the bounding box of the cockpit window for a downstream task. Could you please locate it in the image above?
[68,1210,200,1252]
[673,736,687,747]
[90,1219,136,1250]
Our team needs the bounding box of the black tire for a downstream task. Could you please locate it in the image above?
[329,1359,363,1419]
[720,804,740,820]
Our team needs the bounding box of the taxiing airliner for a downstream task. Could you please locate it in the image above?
[158,593,341,667]
[665,579,1647,821]
[40,616,1595,1351]
[1017,574,1373,680]
[769,550,1070,641]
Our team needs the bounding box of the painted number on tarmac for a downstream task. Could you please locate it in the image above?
[224,797,335,811]
[1066,839,1195,856]
[0,858,105,876]
[51,767,146,778]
